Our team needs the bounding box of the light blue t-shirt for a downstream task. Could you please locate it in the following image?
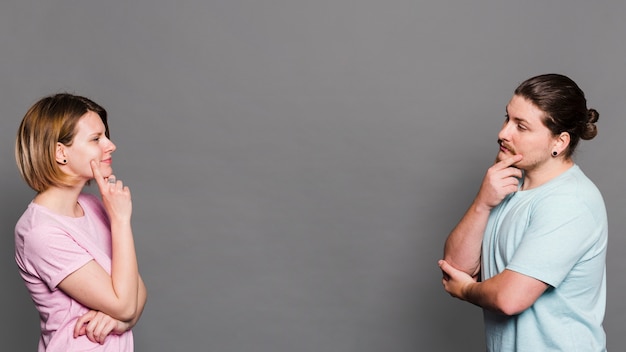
[481,164,607,352]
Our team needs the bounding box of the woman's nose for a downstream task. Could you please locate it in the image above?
[105,138,116,153]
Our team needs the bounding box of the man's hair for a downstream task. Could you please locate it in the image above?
[15,93,109,192]
[514,73,599,158]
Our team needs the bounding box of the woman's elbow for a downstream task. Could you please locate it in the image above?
[109,302,138,322]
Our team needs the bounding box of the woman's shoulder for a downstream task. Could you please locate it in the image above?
[78,192,100,202]
[78,192,104,210]
[78,192,109,221]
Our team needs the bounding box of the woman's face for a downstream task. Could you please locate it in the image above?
[61,111,116,181]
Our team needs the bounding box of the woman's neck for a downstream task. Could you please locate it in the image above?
[34,184,86,217]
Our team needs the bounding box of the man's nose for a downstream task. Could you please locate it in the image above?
[498,123,512,141]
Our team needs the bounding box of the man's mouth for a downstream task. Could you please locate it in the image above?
[498,140,515,154]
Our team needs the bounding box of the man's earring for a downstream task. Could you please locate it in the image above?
[551,151,558,157]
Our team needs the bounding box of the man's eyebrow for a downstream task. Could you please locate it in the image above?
[505,108,530,124]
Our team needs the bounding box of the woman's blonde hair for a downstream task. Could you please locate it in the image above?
[16,93,109,192]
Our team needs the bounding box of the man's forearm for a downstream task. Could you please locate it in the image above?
[444,200,491,276]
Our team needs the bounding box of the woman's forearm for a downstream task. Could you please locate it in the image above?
[109,220,140,321]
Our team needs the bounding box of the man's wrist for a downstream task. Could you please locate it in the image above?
[461,281,477,302]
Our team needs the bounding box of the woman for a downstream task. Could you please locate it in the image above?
[15,93,147,351]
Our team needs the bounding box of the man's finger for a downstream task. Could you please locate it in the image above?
[502,166,523,180]
[438,260,451,275]
[497,154,523,168]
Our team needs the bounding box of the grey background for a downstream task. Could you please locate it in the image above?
[1,1,624,351]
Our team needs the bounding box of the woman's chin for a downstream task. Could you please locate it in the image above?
[99,166,114,177]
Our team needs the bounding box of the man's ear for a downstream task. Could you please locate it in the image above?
[554,132,571,155]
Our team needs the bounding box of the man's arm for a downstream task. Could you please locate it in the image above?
[439,259,548,315]
[443,201,492,277]
[443,154,523,276]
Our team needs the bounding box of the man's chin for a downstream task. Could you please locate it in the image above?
[495,151,508,162]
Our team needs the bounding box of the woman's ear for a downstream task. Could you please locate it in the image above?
[56,142,68,165]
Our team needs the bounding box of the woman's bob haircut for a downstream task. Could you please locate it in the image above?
[16,93,109,192]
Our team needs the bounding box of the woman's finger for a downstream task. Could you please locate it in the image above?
[90,160,107,190]
[74,310,96,337]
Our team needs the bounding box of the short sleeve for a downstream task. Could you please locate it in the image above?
[21,225,94,290]
[506,194,604,287]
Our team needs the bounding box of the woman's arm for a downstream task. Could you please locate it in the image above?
[128,275,148,328]
[74,275,148,344]
[58,161,140,321]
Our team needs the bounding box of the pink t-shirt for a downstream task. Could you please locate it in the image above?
[15,193,133,352]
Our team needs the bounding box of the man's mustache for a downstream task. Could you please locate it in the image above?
[498,139,516,154]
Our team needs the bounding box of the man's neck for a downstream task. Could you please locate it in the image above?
[521,159,574,191]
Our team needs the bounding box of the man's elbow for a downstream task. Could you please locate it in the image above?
[443,256,480,278]
[492,295,530,316]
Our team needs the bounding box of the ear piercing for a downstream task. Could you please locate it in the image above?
[551,151,558,157]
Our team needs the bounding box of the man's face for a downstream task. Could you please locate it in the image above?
[497,95,557,172]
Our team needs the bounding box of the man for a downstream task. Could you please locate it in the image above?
[440,74,607,351]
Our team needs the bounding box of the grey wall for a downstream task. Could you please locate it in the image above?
[1,1,625,351]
